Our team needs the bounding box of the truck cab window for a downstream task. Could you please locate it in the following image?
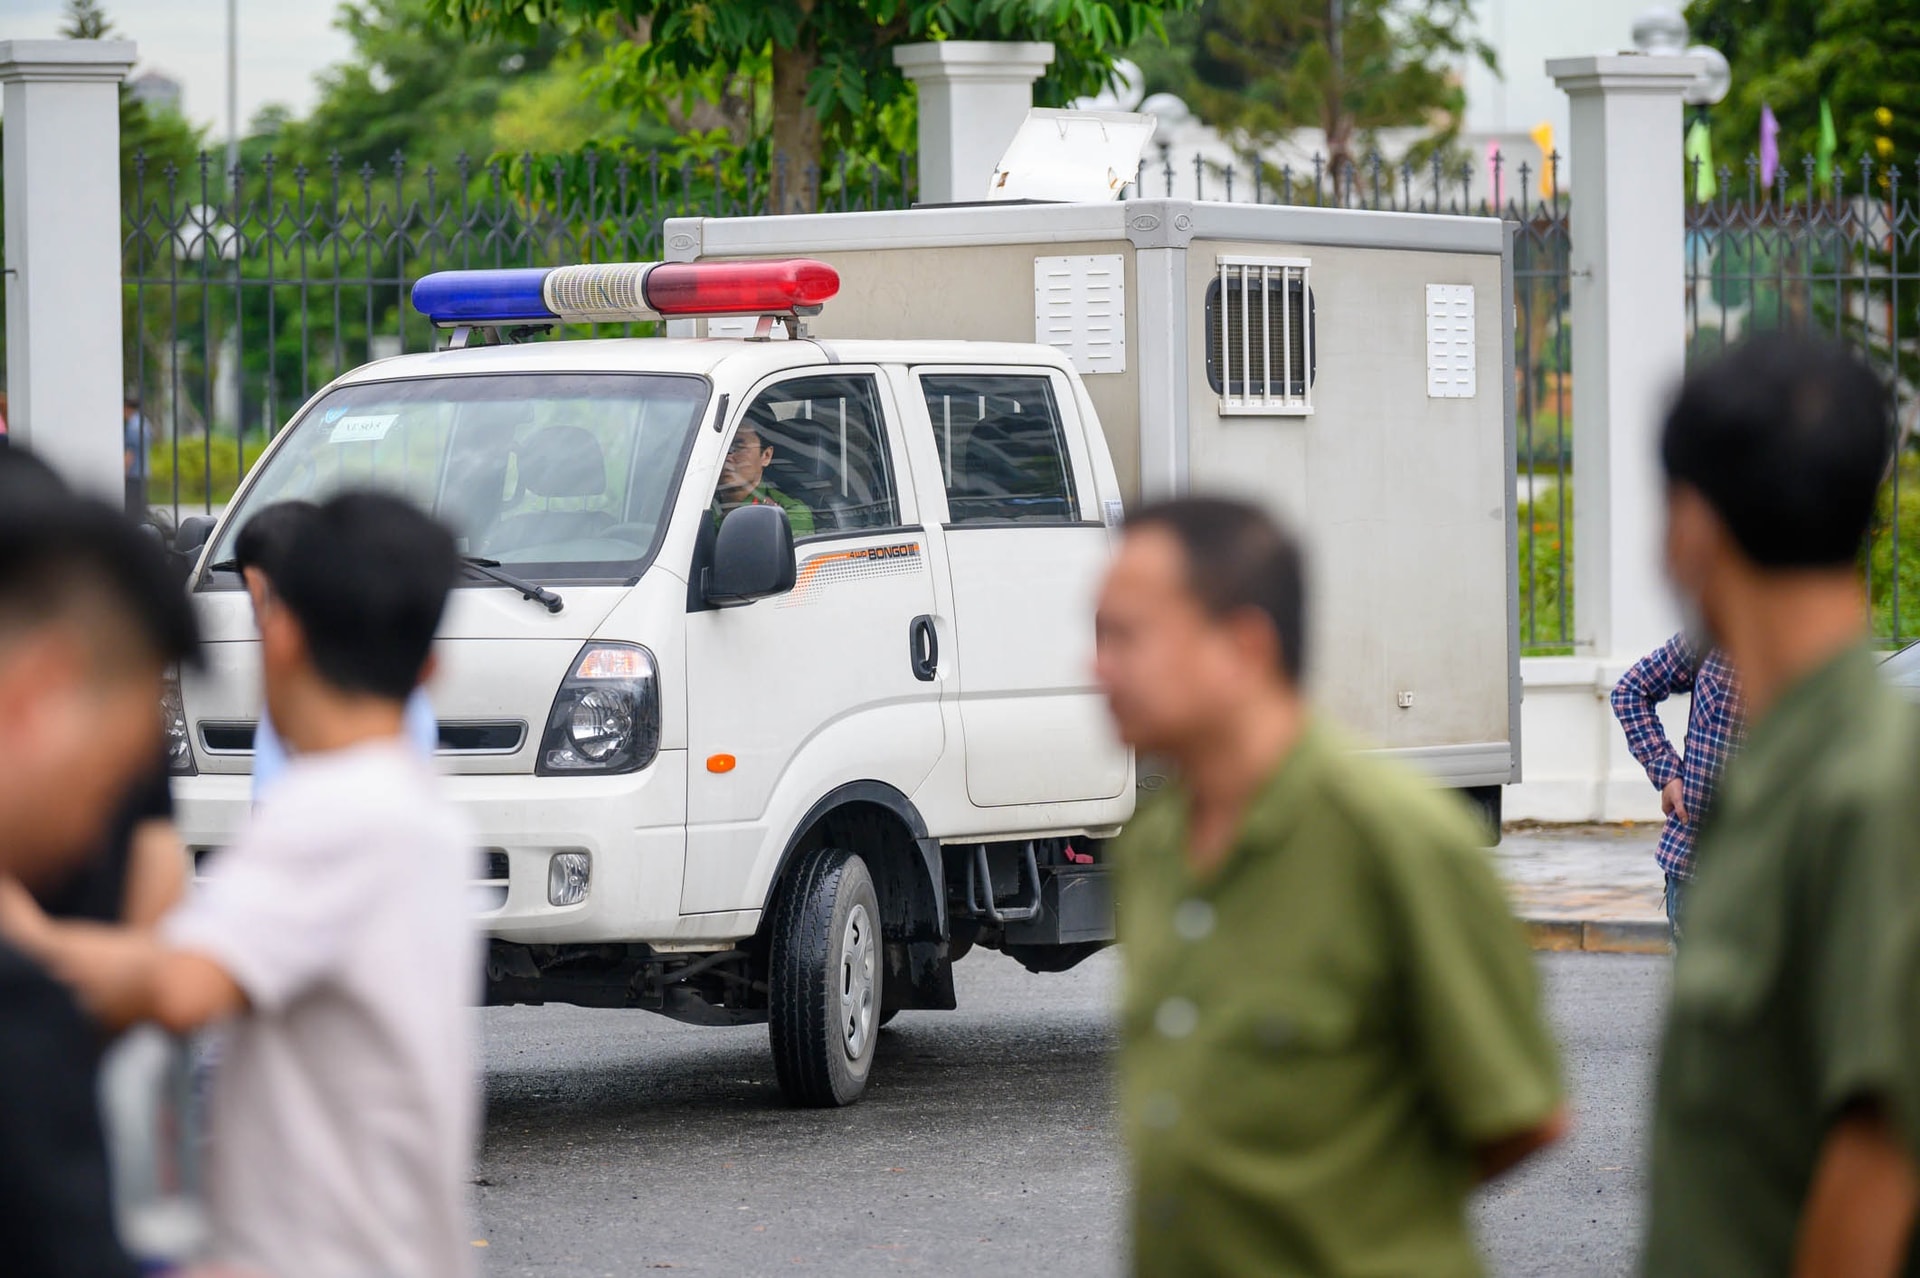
[724,374,899,538]
[207,373,709,581]
[920,374,1077,524]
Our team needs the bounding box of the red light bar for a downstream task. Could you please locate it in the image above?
[644,258,839,318]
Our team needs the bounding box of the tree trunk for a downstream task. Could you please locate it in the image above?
[1323,0,1353,201]
[616,16,754,148]
[770,44,823,213]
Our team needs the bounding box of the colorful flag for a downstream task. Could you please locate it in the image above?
[1759,104,1780,188]
[1816,98,1838,188]
[1685,119,1717,202]
[1529,121,1555,198]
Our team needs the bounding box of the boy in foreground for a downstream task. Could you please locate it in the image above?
[1095,496,1564,1277]
[229,499,438,802]
[9,491,481,1278]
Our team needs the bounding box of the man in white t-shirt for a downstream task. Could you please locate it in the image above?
[11,491,479,1278]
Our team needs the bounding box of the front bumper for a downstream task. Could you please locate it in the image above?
[172,751,760,948]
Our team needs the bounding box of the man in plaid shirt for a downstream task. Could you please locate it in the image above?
[1610,633,1743,939]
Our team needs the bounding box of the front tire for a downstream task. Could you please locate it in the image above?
[768,847,881,1107]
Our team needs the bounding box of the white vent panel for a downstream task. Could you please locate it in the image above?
[1034,254,1126,375]
[1426,284,1476,398]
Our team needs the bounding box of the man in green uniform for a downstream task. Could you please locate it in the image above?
[1094,497,1565,1278]
[715,421,813,536]
[1644,336,1920,1277]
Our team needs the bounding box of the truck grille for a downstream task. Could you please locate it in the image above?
[198,720,527,755]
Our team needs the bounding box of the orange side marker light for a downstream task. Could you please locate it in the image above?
[707,754,737,774]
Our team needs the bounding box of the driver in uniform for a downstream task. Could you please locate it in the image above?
[714,422,813,536]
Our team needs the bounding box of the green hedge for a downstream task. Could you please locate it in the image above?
[1867,454,1920,648]
[1518,490,1572,655]
[144,437,269,507]
[1518,453,1920,655]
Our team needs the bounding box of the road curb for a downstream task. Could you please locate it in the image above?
[1523,917,1670,955]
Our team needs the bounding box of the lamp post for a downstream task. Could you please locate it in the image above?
[1630,6,1730,109]
[224,0,238,186]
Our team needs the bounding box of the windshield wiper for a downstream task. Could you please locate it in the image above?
[460,556,565,614]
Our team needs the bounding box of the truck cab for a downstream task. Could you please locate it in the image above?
[170,258,1133,1106]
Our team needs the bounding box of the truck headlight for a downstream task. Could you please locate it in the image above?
[536,643,660,775]
[161,666,195,776]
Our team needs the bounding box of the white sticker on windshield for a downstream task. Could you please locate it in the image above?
[329,414,397,444]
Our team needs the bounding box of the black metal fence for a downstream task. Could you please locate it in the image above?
[118,144,1578,646]
[1685,155,1920,646]
[120,148,915,516]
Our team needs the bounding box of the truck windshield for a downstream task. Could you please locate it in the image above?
[209,372,710,581]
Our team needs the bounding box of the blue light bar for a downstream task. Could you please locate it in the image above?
[411,268,557,326]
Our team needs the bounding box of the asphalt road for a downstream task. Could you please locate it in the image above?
[476,951,1668,1276]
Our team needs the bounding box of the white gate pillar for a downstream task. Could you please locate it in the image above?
[893,41,1054,205]
[1,39,136,501]
[1546,54,1701,661]
[1506,54,1702,824]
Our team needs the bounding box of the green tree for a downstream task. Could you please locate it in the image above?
[279,0,573,175]
[1154,0,1492,186]
[58,0,115,39]
[428,0,1196,206]
[1687,0,1920,195]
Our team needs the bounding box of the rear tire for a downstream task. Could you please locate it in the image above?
[768,847,881,1107]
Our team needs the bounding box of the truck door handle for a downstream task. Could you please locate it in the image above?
[909,615,938,681]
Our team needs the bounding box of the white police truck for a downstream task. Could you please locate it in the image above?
[169,256,1135,1106]
[170,197,1518,1108]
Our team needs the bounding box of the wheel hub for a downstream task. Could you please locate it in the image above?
[839,901,876,1060]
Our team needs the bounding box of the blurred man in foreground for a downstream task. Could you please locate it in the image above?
[1643,337,1920,1276]
[8,491,480,1278]
[1095,496,1565,1278]
[0,451,198,1275]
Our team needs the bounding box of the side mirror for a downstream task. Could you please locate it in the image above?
[704,504,796,607]
[174,515,217,558]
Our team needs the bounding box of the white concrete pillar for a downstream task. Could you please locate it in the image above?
[1,39,136,501]
[1546,54,1701,662]
[1503,54,1701,825]
[893,41,1055,205]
